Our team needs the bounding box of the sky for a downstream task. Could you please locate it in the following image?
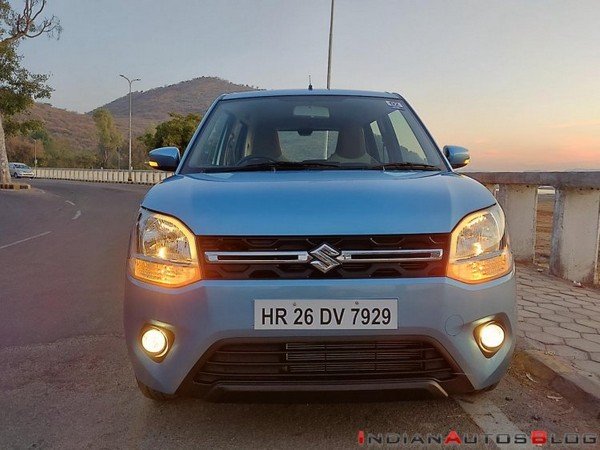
[21,0,600,171]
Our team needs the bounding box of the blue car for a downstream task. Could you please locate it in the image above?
[125,89,516,401]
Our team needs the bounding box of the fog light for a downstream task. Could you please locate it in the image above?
[141,327,169,358]
[477,322,505,355]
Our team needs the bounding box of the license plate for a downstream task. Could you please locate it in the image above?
[254,300,398,330]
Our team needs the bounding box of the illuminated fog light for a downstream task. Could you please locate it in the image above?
[141,327,169,357]
[478,322,505,352]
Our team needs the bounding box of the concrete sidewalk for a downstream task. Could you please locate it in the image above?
[516,264,600,385]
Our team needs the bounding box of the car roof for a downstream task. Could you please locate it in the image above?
[220,89,403,101]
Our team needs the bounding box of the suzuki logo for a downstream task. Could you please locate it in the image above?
[309,244,341,273]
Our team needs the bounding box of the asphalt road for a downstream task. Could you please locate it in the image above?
[0,180,598,449]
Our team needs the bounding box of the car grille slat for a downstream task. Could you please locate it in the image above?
[193,339,456,385]
[198,234,449,280]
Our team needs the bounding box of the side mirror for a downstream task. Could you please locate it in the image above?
[148,147,180,172]
[444,145,470,169]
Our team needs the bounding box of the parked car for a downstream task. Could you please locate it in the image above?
[125,89,516,401]
[9,162,35,178]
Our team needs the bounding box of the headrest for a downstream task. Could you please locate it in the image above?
[252,127,282,159]
[334,127,367,158]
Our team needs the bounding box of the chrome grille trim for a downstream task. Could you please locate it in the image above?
[338,249,443,262]
[205,251,310,264]
[204,248,443,265]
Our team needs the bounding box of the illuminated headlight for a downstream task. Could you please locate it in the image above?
[447,204,513,283]
[475,321,506,356]
[141,327,168,356]
[128,209,201,287]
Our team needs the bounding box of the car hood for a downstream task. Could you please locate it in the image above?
[142,171,495,236]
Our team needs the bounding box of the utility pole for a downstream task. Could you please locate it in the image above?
[119,74,140,181]
[326,0,335,89]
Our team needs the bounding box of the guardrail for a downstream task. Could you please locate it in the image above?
[33,168,169,185]
[31,167,600,284]
[467,172,600,285]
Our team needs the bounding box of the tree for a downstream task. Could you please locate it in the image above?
[0,0,61,184]
[140,112,201,152]
[93,108,123,168]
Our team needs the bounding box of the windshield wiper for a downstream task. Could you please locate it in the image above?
[202,161,344,172]
[370,162,441,171]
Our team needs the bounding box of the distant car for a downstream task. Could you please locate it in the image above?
[125,89,516,401]
[9,162,35,178]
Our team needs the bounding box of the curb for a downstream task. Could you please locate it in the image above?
[513,349,600,413]
[0,182,31,190]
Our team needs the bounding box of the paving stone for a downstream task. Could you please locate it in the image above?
[519,299,538,308]
[558,290,579,298]
[542,326,581,339]
[582,333,600,344]
[581,304,600,314]
[562,298,593,307]
[582,291,600,300]
[561,322,597,334]
[518,322,542,333]
[573,360,600,376]
[546,314,574,324]
[565,338,600,353]
[523,338,547,351]
[524,306,554,316]
[517,309,539,319]
[559,310,589,320]
[543,293,566,300]
[544,344,589,360]
[573,319,600,330]
[525,332,564,345]
[543,314,576,324]
[590,353,600,363]
[538,304,571,313]
[526,317,558,328]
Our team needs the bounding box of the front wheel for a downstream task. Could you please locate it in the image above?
[136,378,178,401]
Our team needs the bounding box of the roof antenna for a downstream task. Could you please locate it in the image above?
[308,75,313,91]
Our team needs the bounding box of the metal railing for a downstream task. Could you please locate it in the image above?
[467,171,600,285]
[33,168,169,185]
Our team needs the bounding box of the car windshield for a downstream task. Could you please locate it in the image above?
[180,95,447,173]
[16,164,30,169]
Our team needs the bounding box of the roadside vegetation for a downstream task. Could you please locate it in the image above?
[0,0,61,184]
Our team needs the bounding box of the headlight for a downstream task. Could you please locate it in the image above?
[128,209,201,287]
[447,204,513,283]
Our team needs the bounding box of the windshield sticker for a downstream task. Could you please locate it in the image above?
[385,100,403,109]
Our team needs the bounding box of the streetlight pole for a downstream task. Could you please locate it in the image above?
[324,0,335,157]
[326,0,335,89]
[119,74,140,181]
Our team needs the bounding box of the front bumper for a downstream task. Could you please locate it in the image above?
[124,271,517,397]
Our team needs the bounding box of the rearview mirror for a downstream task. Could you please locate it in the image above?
[444,145,470,169]
[148,147,180,172]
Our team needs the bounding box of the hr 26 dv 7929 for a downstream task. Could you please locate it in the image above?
[124,89,516,401]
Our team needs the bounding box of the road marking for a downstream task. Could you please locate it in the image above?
[456,397,536,449]
[0,231,51,250]
[65,200,75,206]
[72,210,81,220]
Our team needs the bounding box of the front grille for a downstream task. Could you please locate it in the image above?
[193,339,456,385]
[198,234,449,279]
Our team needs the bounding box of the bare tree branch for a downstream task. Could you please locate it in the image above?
[1,0,61,46]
